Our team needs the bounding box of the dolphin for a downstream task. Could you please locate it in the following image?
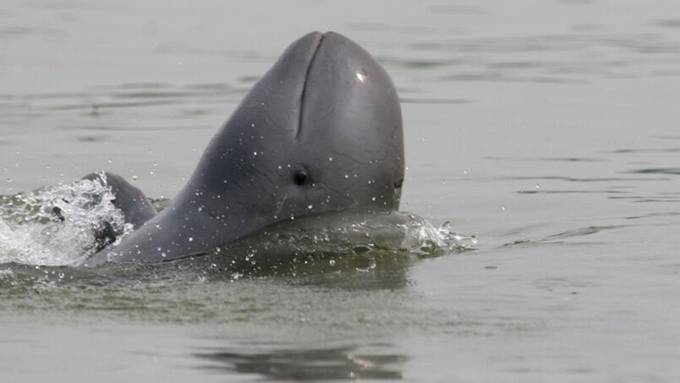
[84,31,404,266]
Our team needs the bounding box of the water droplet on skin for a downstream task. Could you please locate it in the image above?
[344,174,349,179]
[535,183,541,190]
[328,157,333,161]
[307,204,313,210]
[107,159,113,164]
[132,175,138,180]
[188,237,193,242]
[329,259,336,266]
[501,206,507,211]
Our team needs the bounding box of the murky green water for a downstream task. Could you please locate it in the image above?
[2,0,680,381]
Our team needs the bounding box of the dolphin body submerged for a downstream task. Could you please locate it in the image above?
[84,31,404,266]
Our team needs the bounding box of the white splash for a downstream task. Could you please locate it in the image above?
[401,216,477,255]
[0,173,132,266]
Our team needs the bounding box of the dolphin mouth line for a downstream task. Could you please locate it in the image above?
[296,32,326,139]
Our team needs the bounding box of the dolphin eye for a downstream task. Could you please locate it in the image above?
[293,169,310,186]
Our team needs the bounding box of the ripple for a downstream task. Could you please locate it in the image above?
[0,25,66,38]
[544,225,627,241]
[429,4,484,15]
[609,195,680,203]
[517,189,626,195]
[501,224,627,248]
[623,211,680,220]
[384,31,680,84]
[0,82,246,120]
[486,156,607,163]
[609,148,680,154]
[501,176,668,183]
[399,97,469,104]
[628,168,680,175]
[653,19,680,29]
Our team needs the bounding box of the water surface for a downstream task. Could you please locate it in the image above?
[1,0,680,381]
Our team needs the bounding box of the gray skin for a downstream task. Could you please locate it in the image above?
[83,31,404,266]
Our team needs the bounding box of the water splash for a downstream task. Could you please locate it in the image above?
[201,212,477,276]
[398,217,477,256]
[0,176,473,268]
[0,173,132,266]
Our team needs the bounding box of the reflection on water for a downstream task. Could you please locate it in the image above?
[2,0,680,381]
[195,343,406,381]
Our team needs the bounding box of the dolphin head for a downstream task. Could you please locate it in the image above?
[88,31,404,264]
